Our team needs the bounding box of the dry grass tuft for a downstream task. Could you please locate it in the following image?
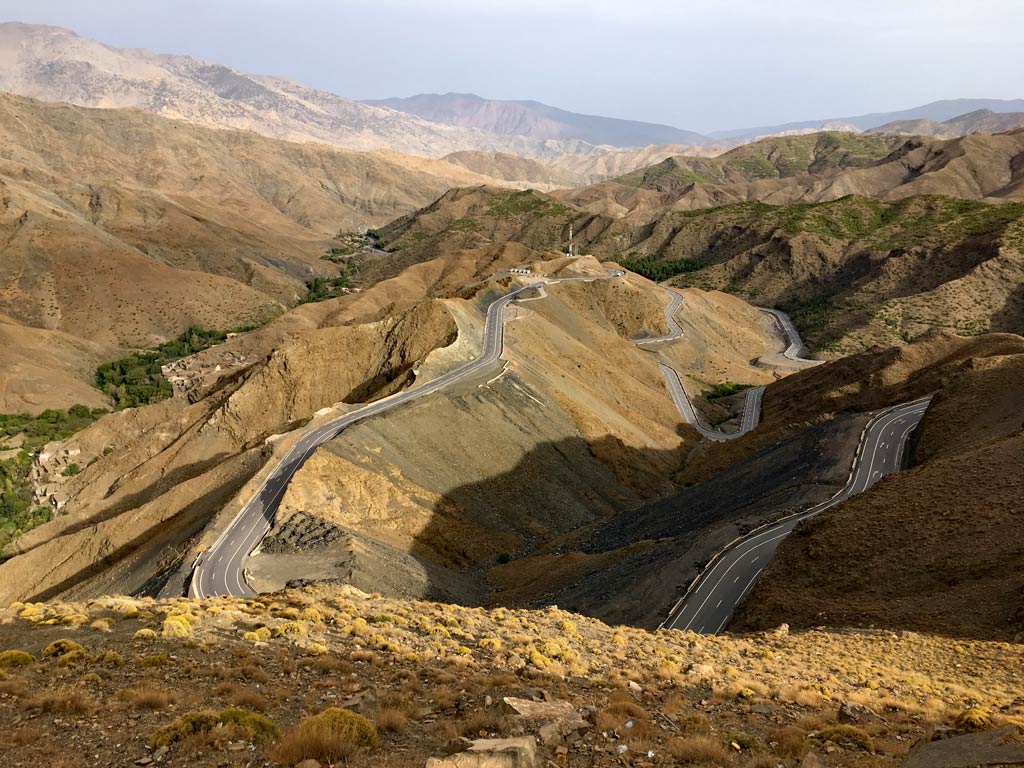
[117,685,179,710]
[273,707,378,765]
[668,734,734,763]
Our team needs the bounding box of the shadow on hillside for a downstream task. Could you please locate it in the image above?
[400,416,856,630]
[992,280,1024,335]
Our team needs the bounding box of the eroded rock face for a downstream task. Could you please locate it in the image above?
[425,737,537,768]
[902,726,1024,768]
[500,697,590,744]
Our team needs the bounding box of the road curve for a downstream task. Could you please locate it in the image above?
[759,307,823,364]
[636,290,816,441]
[191,269,625,598]
[662,396,932,634]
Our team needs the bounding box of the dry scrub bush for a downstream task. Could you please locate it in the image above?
[668,735,735,764]
[955,707,993,732]
[30,689,97,716]
[215,683,269,712]
[375,707,410,734]
[273,707,378,765]
[117,685,179,710]
[243,627,272,643]
[42,639,84,658]
[161,615,193,639]
[150,708,278,748]
[0,650,35,668]
[457,708,510,738]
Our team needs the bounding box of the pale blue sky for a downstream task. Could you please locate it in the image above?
[2,0,1022,132]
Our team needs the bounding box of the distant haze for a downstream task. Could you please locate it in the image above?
[0,0,1021,133]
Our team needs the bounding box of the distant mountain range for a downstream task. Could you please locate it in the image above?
[363,92,709,147]
[1,21,1022,162]
[709,98,1024,140]
[0,22,614,158]
[866,109,1024,139]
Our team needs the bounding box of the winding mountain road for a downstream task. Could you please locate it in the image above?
[191,269,625,598]
[662,396,932,634]
[636,288,815,442]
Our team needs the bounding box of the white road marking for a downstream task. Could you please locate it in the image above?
[667,397,931,634]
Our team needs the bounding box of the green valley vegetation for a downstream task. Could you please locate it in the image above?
[95,326,252,409]
[617,254,704,282]
[705,381,754,400]
[324,230,373,263]
[0,406,108,553]
[302,272,354,304]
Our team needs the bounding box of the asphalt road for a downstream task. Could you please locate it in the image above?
[638,289,814,441]
[662,396,932,634]
[759,307,823,364]
[191,269,625,598]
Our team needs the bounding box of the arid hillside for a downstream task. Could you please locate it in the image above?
[612,132,907,193]
[0,245,791,621]
[374,185,1024,355]
[2,586,1022,768]
[558,128,1024,218]
[0,93,537,411]
[734,339,1024,640]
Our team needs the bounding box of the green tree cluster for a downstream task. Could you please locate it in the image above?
[617,255,705,282]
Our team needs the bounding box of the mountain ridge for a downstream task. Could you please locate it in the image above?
[0,22,614,158]
[363,91,711,147]
[709,97,1024,140]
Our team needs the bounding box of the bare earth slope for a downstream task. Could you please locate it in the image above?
[0,93,526,409]
[734,343,1024,640]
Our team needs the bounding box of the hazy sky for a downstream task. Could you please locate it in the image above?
[2,0,1022,132]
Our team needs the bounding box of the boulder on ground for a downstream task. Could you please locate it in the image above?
[426,736,537,768]
[902,725,1024,768]
[500,697,590,745]
[838,701,885,725]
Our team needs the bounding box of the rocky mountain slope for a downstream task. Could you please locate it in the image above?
[868,108,1024,139]
[375,190,1024,356]
[2,585,1021,768]
[0,246,785,617]
[734,337,1024,640]
[0,22,610,159]
[0,92,541,412]
[435,146,726,191]
[364,92,711,147]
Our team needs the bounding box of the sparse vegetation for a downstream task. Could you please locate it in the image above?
[0,586,1021,766]
[95,326,248,408]
[705,381,754,401]
[149,708,278,748]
